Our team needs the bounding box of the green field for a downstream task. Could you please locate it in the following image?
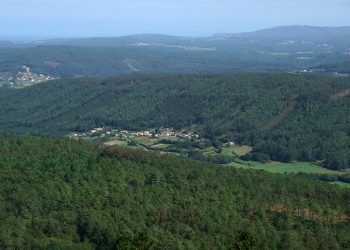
[231,145,252,156]
[132,137,154,143]
[202,147,217,155]
[111,137,346,179]
[329,181,350,189]
[79,134,350,188]
[229,161,342,175]
[100,136,345,178]
[104,140,128,147]
[227,161,350,188]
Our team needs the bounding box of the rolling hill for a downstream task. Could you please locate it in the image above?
[0,26,349,78]
[8,25,350,47]
[0,72,349,169]
[1,25,350,250]
[221,25,350,42]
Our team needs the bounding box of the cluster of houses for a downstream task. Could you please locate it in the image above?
[16,66,57,84]
[122,129,199,139]
[0,72,14,82]
[0,66,57,88]
[71,128,199,140]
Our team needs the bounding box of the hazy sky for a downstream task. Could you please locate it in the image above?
[1,0,349,40]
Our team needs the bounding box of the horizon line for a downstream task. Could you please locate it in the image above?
[1,24,350,42]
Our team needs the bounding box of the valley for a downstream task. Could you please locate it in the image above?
[1,72,349,170]
[1,25,350,249]
[70,126,350,188]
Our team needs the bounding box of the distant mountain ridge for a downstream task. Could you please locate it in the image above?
[0,25,349,78]
[215,25,350,41]
[1,25,350,47]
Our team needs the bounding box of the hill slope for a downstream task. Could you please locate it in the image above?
[0,137,349,249]
[9,25,350,47]
[0,73,349,168]
[223,25,350,42]
[0,26,350,78]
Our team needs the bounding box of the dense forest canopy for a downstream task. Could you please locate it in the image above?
[0,137,349,249]
[0,72,349,168]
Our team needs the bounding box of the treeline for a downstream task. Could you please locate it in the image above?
[319,60,350,74]
[0,73,349,169]
[0,137,349,249]
[306,172,350,183]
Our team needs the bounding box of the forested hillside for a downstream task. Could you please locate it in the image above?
[0,73,349,169]
[1,26,350,78]
[0,44,307,78]
[319,60,350,74]
[0,137,349,249]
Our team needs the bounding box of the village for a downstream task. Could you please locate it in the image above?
[0,66,57,89]
[70,127,200,140]
[69,126,246,166]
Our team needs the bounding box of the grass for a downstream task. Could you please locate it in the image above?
[228,161,342,175]
[230,158,261,167]
[221,147,235,155]
[231,145,252,156]
[329,181,350,189]
[251,162,341,175]
[104,140,128,147]
[81,136,99,142]
[84,134,350,189]
[93,135,350,188]
[229,161,350,189]
[152,144,169,149]
[202,147,217,155]
[133,137,153,143]
[258,162,342,174]
[158,136,179,141]
[227,161,251,168]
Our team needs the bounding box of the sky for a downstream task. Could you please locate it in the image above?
[1,0,350,40]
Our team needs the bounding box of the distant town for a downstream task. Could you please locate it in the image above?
[0,66,57,89]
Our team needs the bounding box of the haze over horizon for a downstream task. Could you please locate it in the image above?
[1,0,350,40]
